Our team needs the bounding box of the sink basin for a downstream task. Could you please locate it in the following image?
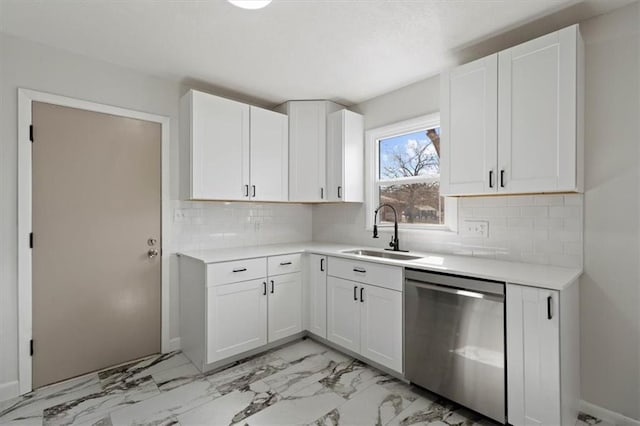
[342,249,423,261]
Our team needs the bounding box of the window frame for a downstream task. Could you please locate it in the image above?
[364,113,457,232]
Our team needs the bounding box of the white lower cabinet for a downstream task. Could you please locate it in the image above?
[268,272,303,342]
[327,276,361,353]
[326,274,403,373]
[207,279,267,363]
[307,254,328,338]
[180,254,303,371]
[507,282,579,426]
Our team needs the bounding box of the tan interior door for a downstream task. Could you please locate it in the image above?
[32,102,161,389]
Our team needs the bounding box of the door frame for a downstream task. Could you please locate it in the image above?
[17,88,172,395]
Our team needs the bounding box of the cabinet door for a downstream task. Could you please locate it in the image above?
[326,276,360,353]
[498,26,578,193]
[268,272,302,342]
[327,110,364,202]
[250,106,288,201]
[507,284,561,426]
[189,90,250,200]
[288,101,327,202]
[440,54,498,196]
[207,279,267,363]
[308,254,328,338]
[359,284,403,372]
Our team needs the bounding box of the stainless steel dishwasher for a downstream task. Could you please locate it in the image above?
[404,268,505,423]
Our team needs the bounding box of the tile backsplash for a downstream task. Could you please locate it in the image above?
[313,193,583,268]
[170,201,312,253]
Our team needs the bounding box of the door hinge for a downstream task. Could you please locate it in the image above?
[30,339,34,356]
[29,125,34,142]
[29,232,33,249]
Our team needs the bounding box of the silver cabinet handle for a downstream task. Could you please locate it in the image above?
[147,249,159,259]
[353,267,366,273]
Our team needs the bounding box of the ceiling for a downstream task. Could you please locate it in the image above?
[0,0,635,106]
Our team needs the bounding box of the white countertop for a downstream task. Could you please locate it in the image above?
[179,241,582,291]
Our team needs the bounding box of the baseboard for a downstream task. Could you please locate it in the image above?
[0,380,20,403]
[166,337,181,352]
[580,400,640,426]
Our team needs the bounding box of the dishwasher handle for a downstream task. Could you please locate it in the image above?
[406,279,504,302]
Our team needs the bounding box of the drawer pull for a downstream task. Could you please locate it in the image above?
[279,261,292,266]
[232,268,247,273]
[353,267,366,273]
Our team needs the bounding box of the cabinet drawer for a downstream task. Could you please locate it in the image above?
[207,258,267,286]
[268,253,302,276]
[328,257,402,291]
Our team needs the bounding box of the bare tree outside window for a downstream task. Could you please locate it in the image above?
[377,127,444,225]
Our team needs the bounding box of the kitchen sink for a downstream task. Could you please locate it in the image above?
[341,249,423,261]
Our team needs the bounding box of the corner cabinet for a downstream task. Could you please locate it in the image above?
[181,90,288,201]
[276,101,364,203]
[440,24,584,196]
[506,281,579,426]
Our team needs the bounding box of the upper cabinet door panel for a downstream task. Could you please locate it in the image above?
[440,54,498,196]
[498,26,579,193]
[288,101,327,202]
[327,110,364,202]
[250,106,289,202]
[189,91,249,200]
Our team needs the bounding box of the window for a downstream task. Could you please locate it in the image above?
[366,113,454,230]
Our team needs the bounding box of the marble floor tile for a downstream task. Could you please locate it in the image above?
[176,381,277,426]
[98,351,188,389]
[314,382,415,426]
[207,352,289,396]
[0,374,102,425]
[319,359,387,400]
[243,381,346,425]
[0,338,604,426]
[42,376,160,426]
[108,379,220,425]
[262,353,337,397]
[152,362,202,392]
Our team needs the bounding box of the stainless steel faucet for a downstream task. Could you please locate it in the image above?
[373,204,408,252]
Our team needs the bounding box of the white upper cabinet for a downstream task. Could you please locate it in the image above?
[440,54,498,196]
[440,25,583,196]
[249,106,289,201]
[327,110,364,202]
[498,25,582,193]
[277,100,342,202]
[181,90,288,201]
[183,90,249,200]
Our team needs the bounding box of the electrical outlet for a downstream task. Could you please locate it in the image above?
[461,219,489,237]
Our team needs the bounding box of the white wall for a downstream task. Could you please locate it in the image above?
[314,2,640,420]
[580,3,640,420]
[0,33,312,398]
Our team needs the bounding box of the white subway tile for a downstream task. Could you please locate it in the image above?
[534,195,564,206]
[563,194,583,206]
[507,217,534,228]
[483,197,508,207]
[507,195,535,206]
[534,217,564,230]
[564,242,583,256]
[520,206,548,217]
[534,239,564,255]
[549,254,581,268]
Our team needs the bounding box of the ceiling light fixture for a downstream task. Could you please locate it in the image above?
[228,0,272,10]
